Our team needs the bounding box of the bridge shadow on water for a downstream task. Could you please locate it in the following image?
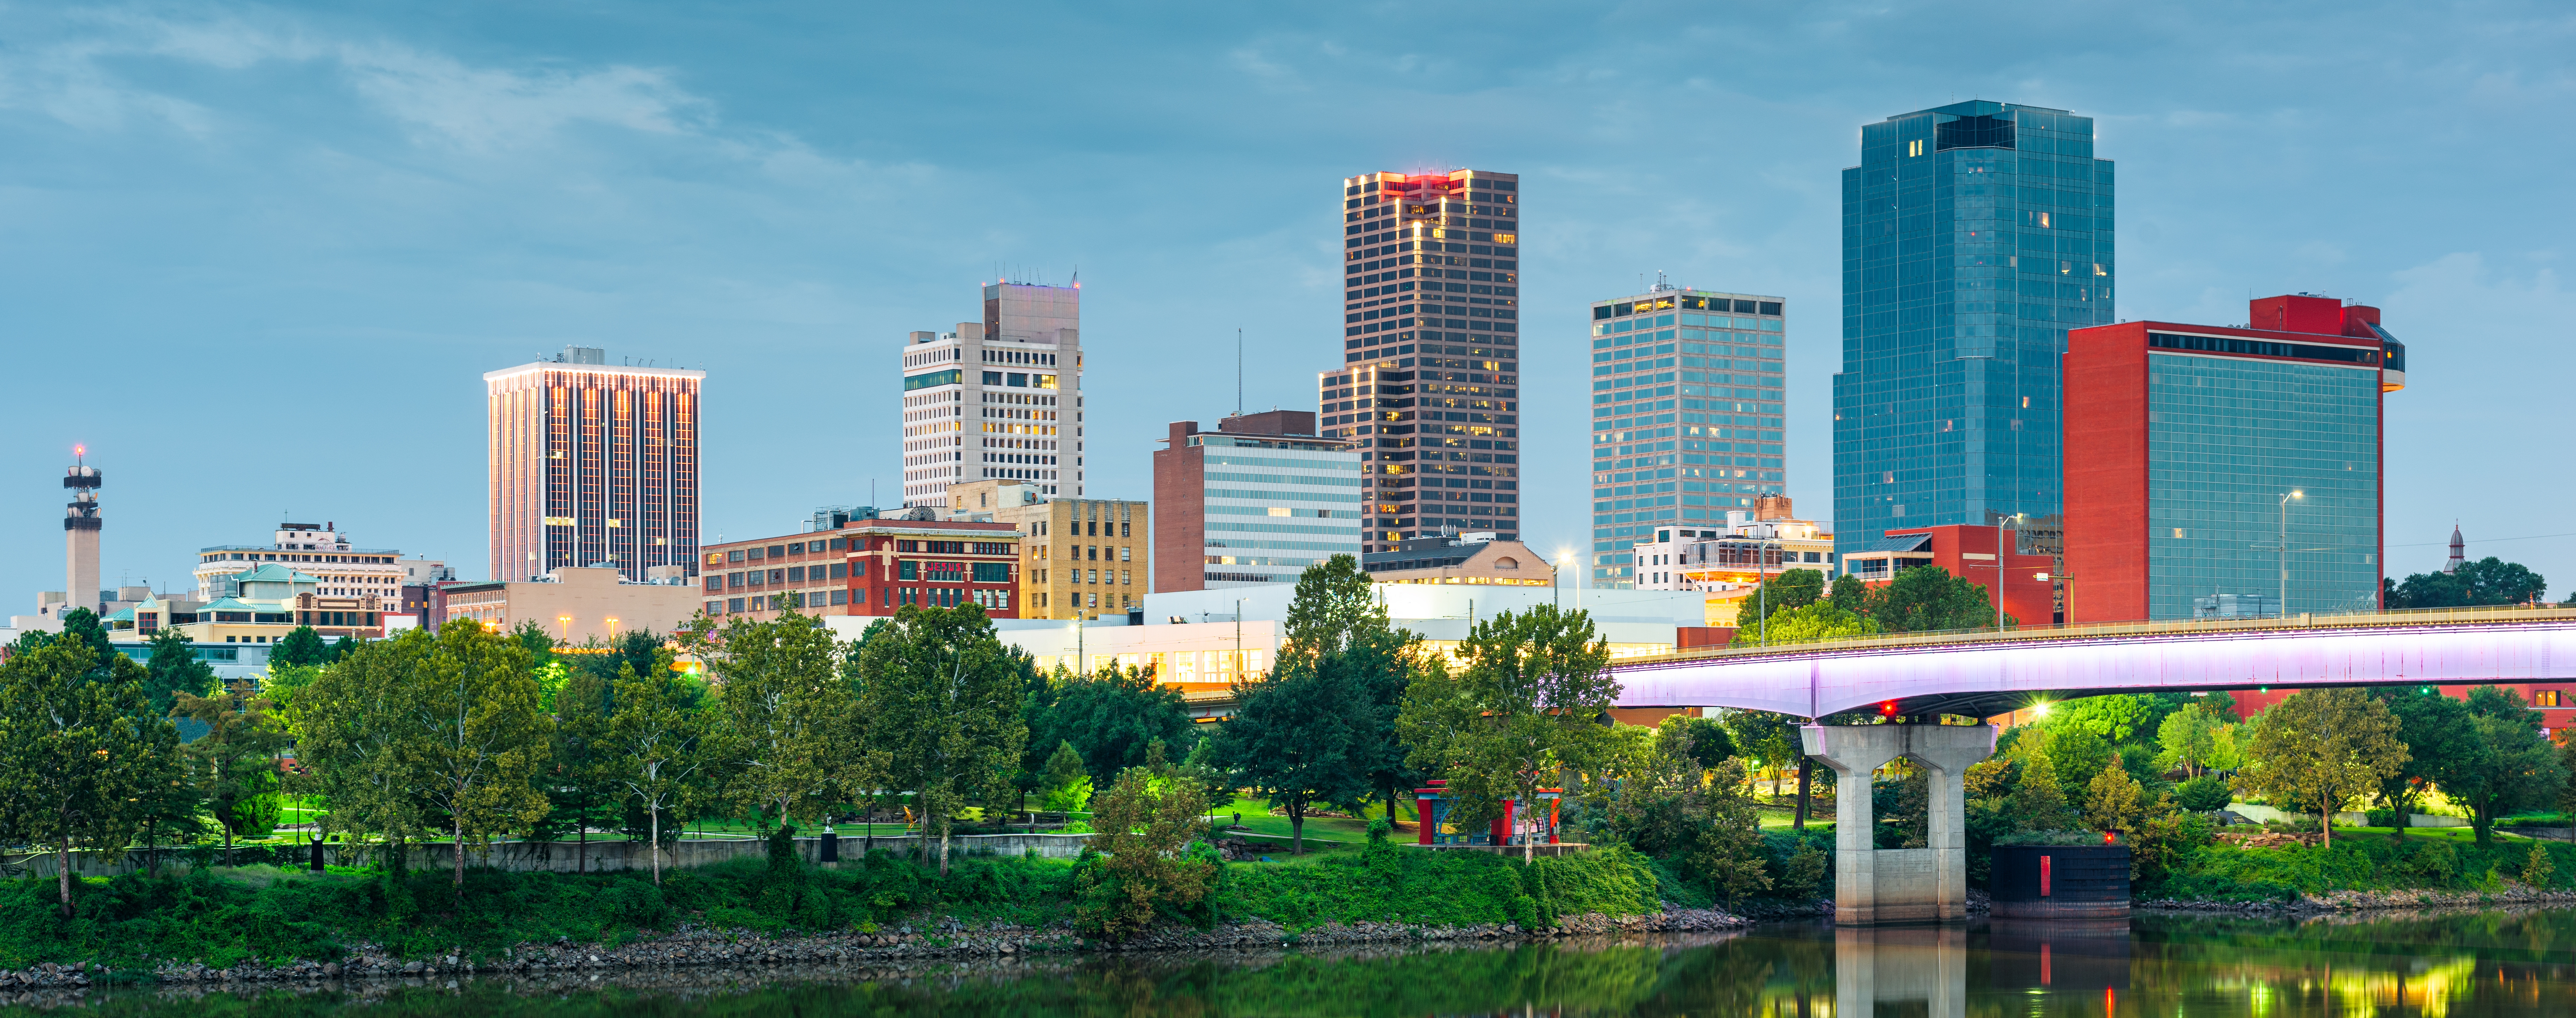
[30,907,2576,1017]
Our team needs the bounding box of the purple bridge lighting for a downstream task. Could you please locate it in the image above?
[1612,617,2576,718]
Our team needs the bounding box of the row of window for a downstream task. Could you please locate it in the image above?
[1599,297,1780,318]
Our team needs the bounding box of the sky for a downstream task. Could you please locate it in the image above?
[2,0,2571,607]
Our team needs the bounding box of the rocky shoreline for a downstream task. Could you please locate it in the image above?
[2142,885,2576,914]
[0,908,1757,991]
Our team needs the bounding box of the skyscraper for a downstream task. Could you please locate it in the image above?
[1587,285,1786,587]
[1322,169,1521,551]
[485,347,703,583]
[1832,101,2115,565]
[902,281,1082,506]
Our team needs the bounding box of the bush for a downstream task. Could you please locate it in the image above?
[2176,775,2233,813]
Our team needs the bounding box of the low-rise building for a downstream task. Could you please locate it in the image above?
[699,517,1027,621]
[941,479,1148,620]
[1361,532,1555,588]
[1839,524,2057,628]
[193,522,415,616]
[439,566,701,644]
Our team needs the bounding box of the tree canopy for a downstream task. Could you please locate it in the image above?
[2387,557,2548,608]
[1399,603,1619,861]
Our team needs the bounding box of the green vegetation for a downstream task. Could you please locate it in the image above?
[1400,602,1618,864]
[2385,556,2546,608]
[2148,827,2576,901]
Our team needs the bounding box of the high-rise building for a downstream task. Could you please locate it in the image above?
[1325,169,1521,552]
[902,282,1082,506]
[1153,413,1360,591]
[1832,100,2115,569]
[2063,293,2403,622]
[484,346,704,584]
[1587,286,1786,587]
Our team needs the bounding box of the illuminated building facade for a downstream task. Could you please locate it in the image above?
[1153,413,1360,591]
[1588,286,1786,586]
[485,346,703,583]
[1323,169,1520,552]
[902,281,1082,506]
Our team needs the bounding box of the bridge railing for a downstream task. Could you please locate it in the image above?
[1621,603,2576,666]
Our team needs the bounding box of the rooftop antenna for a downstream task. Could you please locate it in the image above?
[1237,328,1244,415]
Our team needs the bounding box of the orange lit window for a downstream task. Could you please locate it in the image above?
[2539,690,2563,707]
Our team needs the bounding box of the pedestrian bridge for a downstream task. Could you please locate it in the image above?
[1612,606,2576,718]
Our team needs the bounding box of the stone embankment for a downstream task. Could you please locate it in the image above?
[0,907,1755,987]
[2142,885,2576,914]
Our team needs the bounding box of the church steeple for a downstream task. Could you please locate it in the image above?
[2445,522,2465,573]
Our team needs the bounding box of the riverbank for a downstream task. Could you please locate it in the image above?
[0,908,1756,990]
[2142,884,2576,914]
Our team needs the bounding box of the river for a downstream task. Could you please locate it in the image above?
[13,908,2576,1016]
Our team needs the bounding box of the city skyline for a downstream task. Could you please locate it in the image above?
[3,4,2571,604]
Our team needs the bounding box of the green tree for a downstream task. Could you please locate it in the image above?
[853,604,1029,874]
[699,611,850,837]
[1208,647,1368,855]
[1866,566,2012,632]
[1399,603,1619,862]
[1027,663,1194,789]
[2006,745,2080,832]
[609,654,717,885]
[56,607,119,671]
[2082,753,2145,832]
[539,656,624,870]
[1274,555,1426,830]
[2045,726,2114,805]
[2053,694,2181,744]
[172,680,292,859]
[406,620,554,893]
[1732,600,1879,647]
[2367,687,2474,839]
[2238,687,2408,847]
[141,628,219,719]
[2154,703,2225,778]
[2390,557,2548,608]
[288,635,432,863]
[1037,740,1093,812]
[1735,568,1827,634]
[1828,573,1870,611]
[328,634,359,662]
[272,625,331,667]
[1075,759,1216,939]
[2441,686,2568,845]
[0,637,181,916]
[1584,717,1772,906]
[1720,710,1804,796]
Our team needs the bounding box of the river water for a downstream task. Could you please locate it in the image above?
[17,908,2576,1016]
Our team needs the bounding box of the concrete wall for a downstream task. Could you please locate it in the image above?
[1,833,1096,879]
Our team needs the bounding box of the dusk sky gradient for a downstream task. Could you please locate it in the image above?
[3,1,2570,605]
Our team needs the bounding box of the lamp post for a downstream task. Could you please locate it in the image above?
[2279,490,2302,619]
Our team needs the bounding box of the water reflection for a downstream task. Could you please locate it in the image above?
[13,908,2576,1017]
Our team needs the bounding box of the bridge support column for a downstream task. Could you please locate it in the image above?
[1801,723,1995,925]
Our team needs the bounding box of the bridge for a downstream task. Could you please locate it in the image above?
[1612,605,2576,719]
[1606,606,2576,925]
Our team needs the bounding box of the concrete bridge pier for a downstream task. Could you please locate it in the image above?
[1801,723,1996,925]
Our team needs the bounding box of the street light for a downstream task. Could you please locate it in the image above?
[2279,490,2302,618]
[2035,572,2075,627]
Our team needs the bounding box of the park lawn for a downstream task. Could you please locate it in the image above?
[1211,795,1379,847]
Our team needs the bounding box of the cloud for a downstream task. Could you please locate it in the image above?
[5,9,706,153]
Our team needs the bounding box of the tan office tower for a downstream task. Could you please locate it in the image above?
[485,347,704,583]
[903,281,1083,506]
[64,455,101,616]
[1326,168,1522,552]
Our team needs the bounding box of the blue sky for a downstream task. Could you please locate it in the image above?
[3,1,2571,604]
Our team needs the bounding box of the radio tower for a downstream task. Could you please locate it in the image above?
[64,447,102,617]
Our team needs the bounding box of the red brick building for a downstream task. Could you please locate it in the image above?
[1839,523,2057,627]
[700,517,1025,621]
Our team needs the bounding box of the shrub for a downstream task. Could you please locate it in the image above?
[2524,844,2557,888]
[2176,775,2233,813]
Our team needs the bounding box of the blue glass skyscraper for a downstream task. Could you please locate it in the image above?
[1832,101,2114,560]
